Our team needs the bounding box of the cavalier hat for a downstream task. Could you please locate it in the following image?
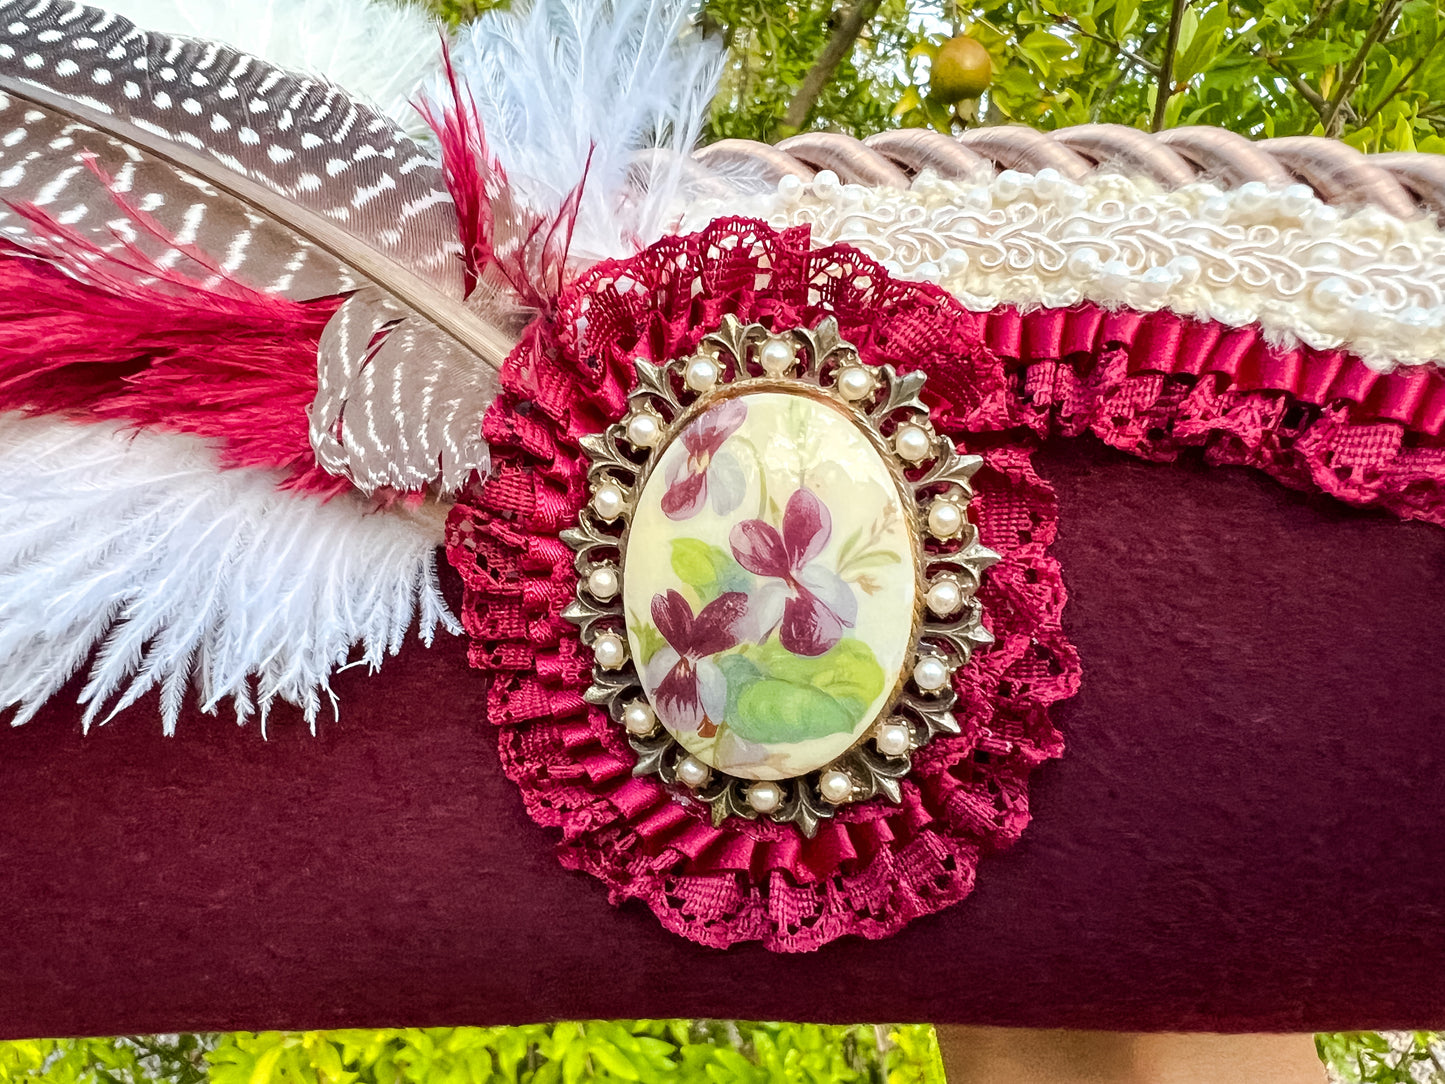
[0,0,1441,1037]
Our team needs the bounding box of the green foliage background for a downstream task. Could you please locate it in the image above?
[1317,1032,1445,1084]
[4,1029,1445,1082]
[703,0,1445,152]
[421,0,1445,153]
[0,4,1438,1083]
[0,1024,944,1084]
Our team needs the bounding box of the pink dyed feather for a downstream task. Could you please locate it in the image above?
[0,221,346,496]
[416,43,590,314]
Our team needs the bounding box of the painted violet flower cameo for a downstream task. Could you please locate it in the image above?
[563,317,999,835]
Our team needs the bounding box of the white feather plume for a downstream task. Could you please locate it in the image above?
[0,414,459,735]
[99,0,445,136]
[449,0,724,261]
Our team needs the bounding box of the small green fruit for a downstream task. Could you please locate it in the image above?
[930,34,992,101]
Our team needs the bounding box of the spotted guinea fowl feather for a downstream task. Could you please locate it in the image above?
[0,97,359,298]
[99,0,443,137]
[0,0,512,369]
[309,52,552,496]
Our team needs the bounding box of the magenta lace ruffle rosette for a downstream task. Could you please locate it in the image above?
[443,218,1079,952]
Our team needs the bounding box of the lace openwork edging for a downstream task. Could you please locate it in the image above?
[444,219,1077,951]
[945,304,1445,527]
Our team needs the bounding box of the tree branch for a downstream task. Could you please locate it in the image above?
[1265,55,1329,112]
[1092,27,1164,121]
[1321,0,1404,136]
[1296,0,1343,42]
[1360,41,1437,125]
[777,0,884,137]
[1051,14,1161,75]
[1153,0,1189,131]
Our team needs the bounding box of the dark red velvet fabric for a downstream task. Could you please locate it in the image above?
[3,435,1443,1038]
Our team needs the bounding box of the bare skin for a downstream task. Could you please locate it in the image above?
[937,1027,1326,1084]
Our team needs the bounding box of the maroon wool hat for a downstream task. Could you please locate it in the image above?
[1,0,1444,1039]
[4,435,1444,1037]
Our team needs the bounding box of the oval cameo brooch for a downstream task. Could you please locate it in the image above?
[563,316,999,836]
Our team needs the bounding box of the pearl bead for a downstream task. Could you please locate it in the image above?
[875,721,911,757]
[1098,259,1130,295]
[677,756,710,788]
[586,565,620,601]
[993,169,1025,201]
[913,655,950,692]
[927,498,963,538]
[1350,294,1384,325]
[625,412,661,448]
[777,174,804,203]
[818,769,853,804]
[926,577,963,616]
[836,365,874,401]
[962,186,991,212]
[746,781,784,814]
[684,356,719,392]
[1235,180,1269,212]
[623,700,656,736]
[1280,183,1315,217]
[593,633,626,670]
[1033,166,1061,199]
[1304,205,1340,235]
[591,482,626,522]
[894,424,932,463]
[1311,276,1353,310]
[1167,254,1201,286]
[1056,181,1086,210]
[1136,266,1174,300]
[813,169,841,199]
[1065,248,1100,278]
[1200,196,1230,222]
[939,249,970,276]
[759,336,796,376]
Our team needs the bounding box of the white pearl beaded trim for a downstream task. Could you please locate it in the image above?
[678,169,1445,371]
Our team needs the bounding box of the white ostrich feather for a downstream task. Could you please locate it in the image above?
[449,0,724,261]
[99,0,444,136]
[0,414,459,735]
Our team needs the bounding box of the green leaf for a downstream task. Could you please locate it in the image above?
[717,651,763,720]
[748,637,886,705]
[891,85,922,119]
[845,549,902,570]
[626,612,666,667]
[249,1045,286,1084]
[921,94,955,133]
[562,1043,586,1084]
[669,539,751,605]
[670,538,718,589]
[1113,0,1139,38]
[725,638,886,744]
[907,38,940,62]
[1019,28,1074,66]
[588,1041,641,1081]
[1175,3,1229,84]
[731,679,858,743]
